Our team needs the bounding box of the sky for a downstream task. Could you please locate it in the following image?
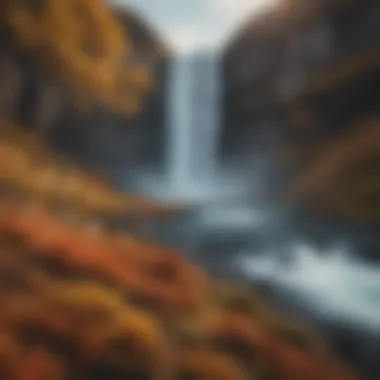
[111,0,280,52]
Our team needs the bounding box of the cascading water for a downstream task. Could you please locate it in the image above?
[166,55,194,191]
[137,49,277,240]
[165,51,224,201]
[189,52,221,182]
[139,50,247,204]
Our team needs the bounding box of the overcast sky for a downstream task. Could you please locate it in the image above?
[111,0,279,52]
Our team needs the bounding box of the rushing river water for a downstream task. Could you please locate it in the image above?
[237,243,380,332]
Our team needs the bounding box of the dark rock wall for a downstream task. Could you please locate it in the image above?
[220,0,380,162]
[0,7,171,187]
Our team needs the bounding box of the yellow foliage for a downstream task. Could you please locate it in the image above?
[1,0,153,114]
[0,124,174,217]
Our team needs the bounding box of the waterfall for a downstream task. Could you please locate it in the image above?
[166,52,221,199]
[137,49,246,204]
[189,52,221,182]
[166,55,194,191]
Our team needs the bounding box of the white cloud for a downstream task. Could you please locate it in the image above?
[110,0,280,53]
[168,27,223,53]
[205,0,281,49]
[210,0,279,17]
[212,0,264,13]
[168,28,203,52]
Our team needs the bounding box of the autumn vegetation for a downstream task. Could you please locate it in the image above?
[0,0,364,379]
[0,188,359,380]
[0,0,152,117]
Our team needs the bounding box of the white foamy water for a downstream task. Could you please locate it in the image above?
[166,55,194,191]
[165,52,225,200]
[238,244,380,330]
[137,51,249,204]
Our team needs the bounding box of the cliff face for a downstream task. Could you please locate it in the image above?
[221,0,380,144]
[220,0,380,231]
[0,5,170,185]
[218,0,380,260]
[48,8,171,180]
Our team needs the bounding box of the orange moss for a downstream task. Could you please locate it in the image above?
[176,349,247,380]
[0,176,360,380]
